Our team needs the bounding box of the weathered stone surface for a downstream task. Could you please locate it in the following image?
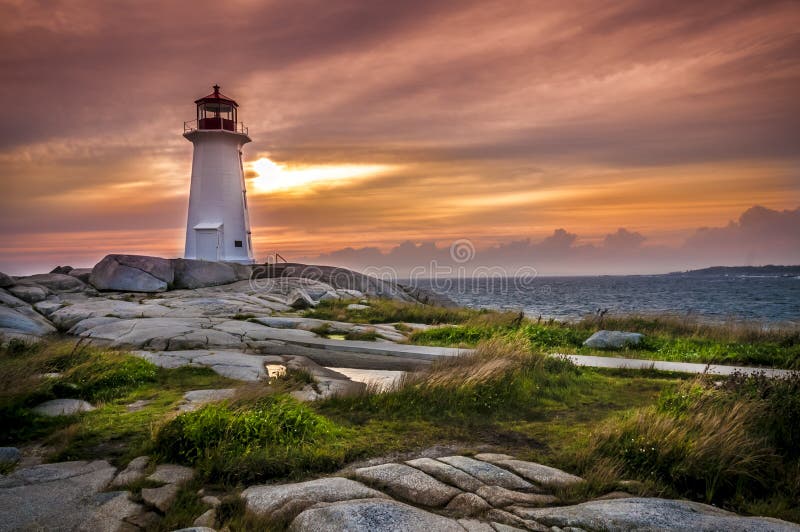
[0,305,57,335]
[445,492,491,516]
[124,510,161,529]
[347,303,370,310]
[201,495,221,507]
[50,266,74,274]
[0,447,21,466]
[78,490,145,531]
[193,508,216,528]
[458,518,496,531]
[7,283,48,303]
[289,498,465,532]
[512,497,800,532]
[32,398,95,417]
[141,483,180,512]
[69,268,93,283]
[582,330,644,349]
[90,254,174,292]
[474,455,584,489]
[134,349,282,381]
[0,271,14,288]
[180,388,236,411]
[147,464,195,485]
[34,299,65,316]
[354,463,461,507]
[0,460,118,531]
[406,457,485,492]
[437,456,533,490]
[110,456,150,487]
[242,477,389,518]
[486,509,549,531]
[475,486,557,508]
[21,273,86,292]
[172,259,238,289]
[287,287,317,309]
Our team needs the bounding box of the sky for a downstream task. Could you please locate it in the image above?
[1,0,798,275]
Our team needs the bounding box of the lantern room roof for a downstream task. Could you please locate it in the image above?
[194,84,239,107]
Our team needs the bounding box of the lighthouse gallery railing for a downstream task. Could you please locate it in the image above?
[184,119,248,136]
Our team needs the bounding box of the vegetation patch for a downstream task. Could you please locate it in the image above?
[304,298,488,324]
[569,372,800,522]
[409,312,800,368]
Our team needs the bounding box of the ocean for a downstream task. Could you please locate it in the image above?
[413,273,800,324]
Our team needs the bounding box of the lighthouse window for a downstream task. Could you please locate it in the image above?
[234,240,243,248]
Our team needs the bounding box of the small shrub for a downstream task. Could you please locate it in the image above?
[63,354,158,402]
[344,330,378,341]
[154,395,340,464]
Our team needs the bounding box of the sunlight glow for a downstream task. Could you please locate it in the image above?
[249,157,393,194]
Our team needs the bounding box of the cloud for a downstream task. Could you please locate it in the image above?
[1,1,799,274]
[297,205,800,276]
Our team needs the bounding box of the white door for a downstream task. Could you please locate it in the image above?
[196,230,219,260]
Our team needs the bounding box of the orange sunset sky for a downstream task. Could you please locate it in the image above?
[1,0,799,275]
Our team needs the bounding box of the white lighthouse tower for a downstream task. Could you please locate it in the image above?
[183,85,254,263]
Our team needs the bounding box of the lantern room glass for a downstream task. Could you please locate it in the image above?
[197,102,237,131]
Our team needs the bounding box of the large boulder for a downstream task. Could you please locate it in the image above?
[0,305,57,336]
[289,498,465,532]
[19,273,86,292]
[512,497,800,532]
[354,463,461,507]
[242,477,389,521]
[583,330,644,349]
[68,268,93,283]
[171,259,238,289]
[7,284,48,303]
[0,272,14,288]
[90,254,174,292]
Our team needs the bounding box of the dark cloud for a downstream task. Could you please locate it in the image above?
[300,206,800,276]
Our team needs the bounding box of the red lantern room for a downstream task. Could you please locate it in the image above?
[194,84,239,132]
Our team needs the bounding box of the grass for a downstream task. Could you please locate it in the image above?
[2,324,797,527]
[567,372,800,522]
[408,310,800,369]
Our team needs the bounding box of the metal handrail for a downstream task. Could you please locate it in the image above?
[184,119,248,135]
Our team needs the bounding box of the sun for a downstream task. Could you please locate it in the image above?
[248,157,393,194]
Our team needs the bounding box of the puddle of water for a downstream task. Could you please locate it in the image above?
[265,364,286,379]
[326,367,405,392]
[328,334,347,341]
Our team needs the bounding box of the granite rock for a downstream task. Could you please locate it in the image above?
[354,463,461,507]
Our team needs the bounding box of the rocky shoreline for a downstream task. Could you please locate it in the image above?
[1,255,799,531]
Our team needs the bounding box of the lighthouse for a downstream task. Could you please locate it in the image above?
[183,85,254,263]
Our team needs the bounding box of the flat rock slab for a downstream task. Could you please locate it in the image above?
[474,455,584,489]
[512,497,800,532]
[32,398,95,417]
[0,460,119,530]
[242,477,390,519]
[354,463,461,507]
[133,349,283,381]
[142,483,180,512]
[437,456,533,490]
[406,457,485,492]
[147,464,195,485]
[289,498,466,532]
